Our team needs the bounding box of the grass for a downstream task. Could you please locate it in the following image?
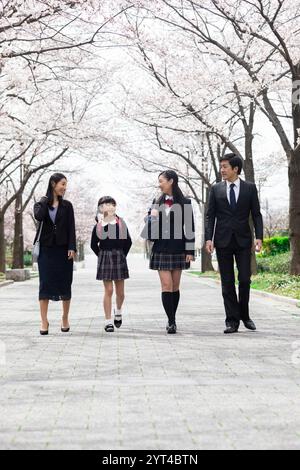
[190,270,219,279]
[251,273,300,300]
[189,252,300,301]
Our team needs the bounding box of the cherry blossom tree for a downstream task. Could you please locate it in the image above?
[124,0,299,272]
[0,0,133,273]
[104,6,262,271]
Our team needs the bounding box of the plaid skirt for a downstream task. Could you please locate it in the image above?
[97,249,129,281]
[150,252,190,271]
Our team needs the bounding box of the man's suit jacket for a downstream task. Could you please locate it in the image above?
[205,179,263,249]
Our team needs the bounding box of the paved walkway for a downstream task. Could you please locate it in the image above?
[0,254,300,450]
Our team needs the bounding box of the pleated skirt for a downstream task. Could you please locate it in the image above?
[97,249,129,281]
[150,252,190,271]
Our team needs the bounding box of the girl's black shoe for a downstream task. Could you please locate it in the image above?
[114,316,122,329]
[104,324,114,333]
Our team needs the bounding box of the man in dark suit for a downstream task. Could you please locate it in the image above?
[205,154,263,334]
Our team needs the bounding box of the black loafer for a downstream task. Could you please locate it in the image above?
[243,320,256,331]
[224,326,239,334]
[167,323,177,334]
[114,316,122,329]
[104,324,114,333]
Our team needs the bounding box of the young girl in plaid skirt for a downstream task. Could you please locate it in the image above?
[91,196,132,333]
[143,171,195,334]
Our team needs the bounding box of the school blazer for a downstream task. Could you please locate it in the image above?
[144,197,196,256]
[90,218,132,257]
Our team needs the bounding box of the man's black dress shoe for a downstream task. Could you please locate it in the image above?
[243,319,256,331]
[224,326,239,334]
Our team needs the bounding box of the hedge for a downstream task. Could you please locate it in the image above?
[257,252,290,274]
[261,237,290,257]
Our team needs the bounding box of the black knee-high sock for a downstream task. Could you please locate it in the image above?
[173,291,180,318]
[162,292,174,323]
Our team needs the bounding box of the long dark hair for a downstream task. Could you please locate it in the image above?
[46,173,67,207]
[157,170,186,206]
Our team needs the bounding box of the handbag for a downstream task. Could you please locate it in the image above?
[140,198,159,241]
[32,221,44,263]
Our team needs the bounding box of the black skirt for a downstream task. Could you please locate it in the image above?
[38,245,73,301]
[97,250,129,281]
[150,252,190,271]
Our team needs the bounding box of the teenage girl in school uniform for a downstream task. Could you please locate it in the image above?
[145,171,195,334]
[91,196,132,333]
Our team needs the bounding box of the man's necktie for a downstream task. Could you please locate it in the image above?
[230,183,237,210]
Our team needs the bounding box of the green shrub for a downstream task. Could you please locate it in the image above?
[261,237,290,257]
[23,251,32,268]
[257,252,291,274]
[24,251,32,267]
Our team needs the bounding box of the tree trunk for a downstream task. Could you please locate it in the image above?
[289,150,300,275]
[201,244,214,272]
[201,195,214,272]
[244,130,255,183]
[77,241,85,262]
[244,128,257,273]
[290,70,300,275]
[251,246,258,275]
[0,214,6,274]
[12,194,24,269]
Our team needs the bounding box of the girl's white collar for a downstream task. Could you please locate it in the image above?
[101,217,117,227]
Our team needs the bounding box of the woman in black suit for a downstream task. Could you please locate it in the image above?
[34,173,76,335]
[146,170,195,334]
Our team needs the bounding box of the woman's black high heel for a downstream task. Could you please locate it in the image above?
[61,327,70,333]
[61,322,70,333]
[61,315,70,332]
[40,322,49,336]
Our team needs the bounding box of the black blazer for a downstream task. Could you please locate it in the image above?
[91,219,132,257]
[34,197,77,251]
[205,179,263,249]
[144,197,195,256]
